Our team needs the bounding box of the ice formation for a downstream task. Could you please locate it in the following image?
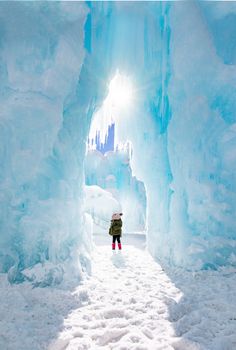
[0,1,236,284]
[85,147,147,233]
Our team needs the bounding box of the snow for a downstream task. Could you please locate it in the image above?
[1,0,236,287]
[1,237,236,350]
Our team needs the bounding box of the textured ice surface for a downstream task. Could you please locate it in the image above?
[85,148,147,233]
[0,1,236,283]
[99,1,236,269]
[0,2,91,283]
[84,185,121,234]
[167,2,236,268]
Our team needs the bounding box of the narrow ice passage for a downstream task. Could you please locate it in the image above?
[50,244,181,350]
[1,2,236,349]
[48,241,236,350]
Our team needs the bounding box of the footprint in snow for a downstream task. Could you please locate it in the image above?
[96,328,129,346]
[102,308,126,319]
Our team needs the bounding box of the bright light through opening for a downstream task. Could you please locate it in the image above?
[88,71,134,149]
[108,72,133,109]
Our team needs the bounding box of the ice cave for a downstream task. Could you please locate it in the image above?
[1,0,236,282]
[1,1,236,348]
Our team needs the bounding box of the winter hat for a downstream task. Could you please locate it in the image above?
[112,213,123,220]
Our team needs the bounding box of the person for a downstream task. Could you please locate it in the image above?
[109,213,123,250]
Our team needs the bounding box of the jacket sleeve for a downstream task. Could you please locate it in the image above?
[109,220,114,235]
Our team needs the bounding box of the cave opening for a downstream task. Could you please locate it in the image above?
[84,72,147,246]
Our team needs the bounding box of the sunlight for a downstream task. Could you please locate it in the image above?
[108,72,133,109]
[88,71,134,148]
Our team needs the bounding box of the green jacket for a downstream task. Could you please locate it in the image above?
[109,219,122,236]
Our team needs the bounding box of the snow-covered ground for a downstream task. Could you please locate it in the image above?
[1,236,236,350]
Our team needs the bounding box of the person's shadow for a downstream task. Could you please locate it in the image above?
[111,251,126,268]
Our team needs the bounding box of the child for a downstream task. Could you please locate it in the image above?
[109,213,123,250]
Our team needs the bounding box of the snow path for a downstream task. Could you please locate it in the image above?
[49,244,236,350]
[50,245,181,350]
[1,243,236,350]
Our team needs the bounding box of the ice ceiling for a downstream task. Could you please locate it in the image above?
[0,1,236,284]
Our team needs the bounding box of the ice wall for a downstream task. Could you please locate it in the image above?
[84,185,121,234]
[0,1,115,284]
[85,148,147,232]
[0,1,92,284]
[90,1,236,269]
[167,1,236,268]
[1,0,236,282]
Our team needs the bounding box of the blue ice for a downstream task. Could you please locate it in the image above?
[0,1,236,285]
